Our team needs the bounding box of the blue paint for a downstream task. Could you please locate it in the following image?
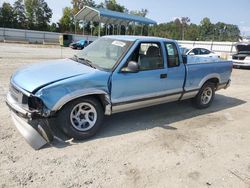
[10,36,232,112]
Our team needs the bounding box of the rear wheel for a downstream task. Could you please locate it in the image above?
[193,82,215,109]
[57,97,104,140]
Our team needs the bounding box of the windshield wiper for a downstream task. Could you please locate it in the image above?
[78,57,97,69]
[73,54,79,61]
[73,55,97,69]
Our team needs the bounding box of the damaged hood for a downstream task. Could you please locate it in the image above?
[11,59,97,93]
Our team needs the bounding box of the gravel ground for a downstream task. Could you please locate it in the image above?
[0,43,250,188]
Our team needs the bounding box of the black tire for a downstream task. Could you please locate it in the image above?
[192,82,215,109]
[57,97,104,140]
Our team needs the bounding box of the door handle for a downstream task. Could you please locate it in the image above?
[160,74,168,79]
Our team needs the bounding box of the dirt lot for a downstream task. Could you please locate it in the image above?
[0,43,250,188]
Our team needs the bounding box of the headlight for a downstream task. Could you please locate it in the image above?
[245,56,250,61]
[28,96,44,110]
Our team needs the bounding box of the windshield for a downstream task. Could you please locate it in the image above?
[75,38,132,70]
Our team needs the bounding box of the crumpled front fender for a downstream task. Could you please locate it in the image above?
[36,86,111,115]
[50,88,111,112]
[34,71,111,115]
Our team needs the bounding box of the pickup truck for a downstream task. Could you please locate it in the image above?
[6,36,232,149]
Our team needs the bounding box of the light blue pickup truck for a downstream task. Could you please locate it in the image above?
[6,36,232,149]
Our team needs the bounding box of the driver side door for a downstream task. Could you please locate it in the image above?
[111,41,182,113]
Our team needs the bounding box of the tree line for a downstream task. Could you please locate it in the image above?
[0,0,241,41]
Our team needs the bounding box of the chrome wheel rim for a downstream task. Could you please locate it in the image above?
[70,102,97,131]
[201,87,213,105]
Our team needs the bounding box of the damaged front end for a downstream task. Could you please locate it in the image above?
[6,82,53,150]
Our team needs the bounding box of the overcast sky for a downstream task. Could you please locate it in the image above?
[2,0,250,35]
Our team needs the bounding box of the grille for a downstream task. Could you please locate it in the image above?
[9,83,27,104]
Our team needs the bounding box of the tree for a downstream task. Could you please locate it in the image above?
[24,0,36,29]
[225,24,240,41]
[59,7,74,32]
[185,23,199,41]
[50,22,60,32]
[180,17,190,40]
[149,21,182,40]
[71,0,96,15]
[24,0,52,30]
[36,0,52,30]
[199,17,214,40]
[104,0,126,12]
[0,6,3,26]
[0,2,14,28]
[130,9,148,17]
[13,0,26,28]
[70,0,97,34]
[213,22,240,41]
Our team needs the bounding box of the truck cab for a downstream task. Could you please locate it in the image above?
[110,37,186,113]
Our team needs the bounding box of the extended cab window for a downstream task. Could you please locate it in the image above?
[165,43,180,67]
[128,42,164,71]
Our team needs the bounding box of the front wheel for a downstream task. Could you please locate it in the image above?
[57,97,104,140]
[193,82,215,109]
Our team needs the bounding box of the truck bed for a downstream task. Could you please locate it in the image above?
[185,60,233,92]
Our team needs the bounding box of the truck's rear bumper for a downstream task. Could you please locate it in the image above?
[217,79,231,90]
[6,93,49,150]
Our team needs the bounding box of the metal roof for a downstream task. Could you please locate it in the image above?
[75,6,157,26]
[103,35,171,42]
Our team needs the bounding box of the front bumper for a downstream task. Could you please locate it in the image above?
[232,60,250,68]
[6,93,51,150]
[10,112,47,150]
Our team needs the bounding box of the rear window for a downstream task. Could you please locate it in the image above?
[165,42,180,67]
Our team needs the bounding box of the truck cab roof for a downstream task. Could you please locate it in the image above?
[103,35,175,43]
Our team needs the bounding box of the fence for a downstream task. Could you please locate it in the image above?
[0,27,98,44]
[0,27,238,54]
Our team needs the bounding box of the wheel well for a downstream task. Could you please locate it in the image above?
[89,94,107,111]
[58,94,107,113]
[206,78,219,86]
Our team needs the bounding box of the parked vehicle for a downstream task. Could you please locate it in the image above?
[6,36,232,149]
[180,47,220,64]
[232,43,250,68]
[59,34,73,47]
[69,39,89,50]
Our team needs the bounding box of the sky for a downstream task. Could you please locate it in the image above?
[2,0,250,35]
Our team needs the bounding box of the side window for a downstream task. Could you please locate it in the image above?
[201,48,210,55]
[192,48,200,55]
[165,43,180,67]
[127,42,164,71]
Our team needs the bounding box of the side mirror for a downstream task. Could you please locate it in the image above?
[121,61,139,73]
[189,52,195,56]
